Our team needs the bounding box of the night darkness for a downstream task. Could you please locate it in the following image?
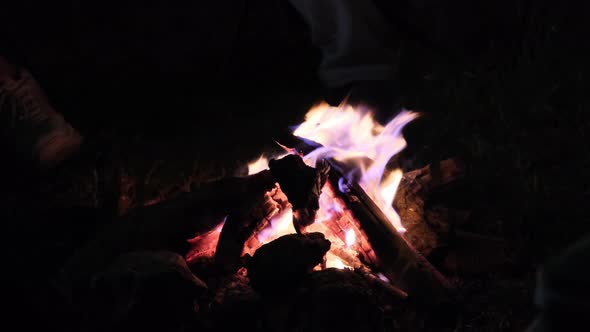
[2,1,590,331]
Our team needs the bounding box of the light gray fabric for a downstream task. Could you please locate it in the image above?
[528,234,590,331]
[288,0,397,87]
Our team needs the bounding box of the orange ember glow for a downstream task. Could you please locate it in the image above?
[186,220,225,261]
[188,103,416,277]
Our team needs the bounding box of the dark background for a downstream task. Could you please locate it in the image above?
[4,0,581,133]
[1,0,319,133]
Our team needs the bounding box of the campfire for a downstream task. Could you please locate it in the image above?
[186,103,453,304]
[57,102,466,331]
[187,103,415,268]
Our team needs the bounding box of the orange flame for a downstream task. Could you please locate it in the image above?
[345,229,356,247]
[293,103,418,232]
[247,155,271,175]
[247,152,291,175]
[326,253,350,270]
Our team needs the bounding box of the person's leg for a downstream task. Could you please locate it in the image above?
[0,56,82,170]
[288,0,397,89]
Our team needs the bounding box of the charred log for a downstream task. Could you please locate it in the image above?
[208,269,261,332]
[57,154,329,300]
[268,154,330,233]
[287,135,457,304]
[216,154,327,271]
[328,170,453,305]
[85,251,206,332]
[247,232,331,294]
[394,158,466,256]
[291,268,391,332]
[55,170,276,298]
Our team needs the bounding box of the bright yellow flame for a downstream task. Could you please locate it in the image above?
[345,229,356,247]
[256,207,296,244]
[325,253,349,269]
[247,152,292,175]
[332,258,346,269]
[376,168,405,231]
[293,103,418,232]
[247,155,270,175]
[380,169,403,206]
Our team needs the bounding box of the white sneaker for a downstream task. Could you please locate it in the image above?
[0,68,82,169]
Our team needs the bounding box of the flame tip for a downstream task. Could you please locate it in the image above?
[295,103,416,231]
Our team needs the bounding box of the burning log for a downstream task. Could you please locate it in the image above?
[209,266,405,332]
[325,166,454,305]
[328,247,408,300]
[57,154,327,299]
[291,268,399,332]
[287,134,456,304]
[215,154,328,271]
[267,154,330,232]
[55,170,277,298]
[394,158,466,256]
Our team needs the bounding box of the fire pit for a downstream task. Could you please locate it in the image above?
[56,103,466,332]
[181,104,461,328]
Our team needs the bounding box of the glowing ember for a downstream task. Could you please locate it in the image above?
[345,229,356,247]
[293,102,418,232]
[186,219,225,261]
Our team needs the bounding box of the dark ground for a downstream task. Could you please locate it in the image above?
[2,1,590,331]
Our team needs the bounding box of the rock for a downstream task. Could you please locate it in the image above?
[210,269,261,332]
[247,232,331,293]
[86,251,207,332]
[290,268,386,332]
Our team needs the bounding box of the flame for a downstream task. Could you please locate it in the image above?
[345,229,356,247]
[189,102,416,274]
[293,102,417,232]
[186,219,226,262]
[325,253,350,270]
[256,206,296,244]
[247,155,270,175]
[331,258,346,269]
[247,152,291,175]
[377,273,390,283]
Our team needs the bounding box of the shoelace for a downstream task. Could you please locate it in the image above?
[0,70,51,130]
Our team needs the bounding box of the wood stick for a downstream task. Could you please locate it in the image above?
[289,137,455,304]
[55,170,277,296]
[326,166,453,304]
[329,247,408,300]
